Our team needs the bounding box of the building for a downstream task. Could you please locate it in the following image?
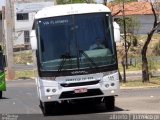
[14,1,54,47]
[108,2,155,34]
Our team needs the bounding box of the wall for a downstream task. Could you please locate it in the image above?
[137,14,154,34]
[114,14,154,35]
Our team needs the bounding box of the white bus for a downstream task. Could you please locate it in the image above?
[30,3,120,115]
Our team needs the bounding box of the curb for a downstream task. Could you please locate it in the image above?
[120,85,160,89]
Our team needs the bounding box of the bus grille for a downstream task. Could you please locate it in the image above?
[60,80,100,87]
[59,89,103,99]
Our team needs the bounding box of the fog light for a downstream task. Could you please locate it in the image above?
[46,88,51,92]
[111,90,115,94]
[47,96,52,100]
[105,84,109,88]
[52,89,56,93]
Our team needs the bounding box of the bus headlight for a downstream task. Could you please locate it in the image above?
[111,83,115,86]
[105,84,109,88]
[46,88,51,92]
[46,88,57,93]
[52,89,56,93]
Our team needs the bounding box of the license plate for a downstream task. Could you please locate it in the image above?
[74,88,88,93]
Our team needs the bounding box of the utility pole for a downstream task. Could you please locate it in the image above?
[2,6,5,50]
[5,0,15,80]
[122,0,127,83]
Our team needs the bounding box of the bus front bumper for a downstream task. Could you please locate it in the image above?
[38,80,119,102]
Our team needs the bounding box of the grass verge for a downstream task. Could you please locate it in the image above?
[14,70,36,80]
[121,77,160,88]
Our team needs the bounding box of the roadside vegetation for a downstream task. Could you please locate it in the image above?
[14,50,33,64]
[121,77,160,88]
[14,70,36,80]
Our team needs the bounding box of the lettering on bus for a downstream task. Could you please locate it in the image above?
[39,19,69,26]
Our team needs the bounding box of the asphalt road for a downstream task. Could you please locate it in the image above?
[0,80,160,120]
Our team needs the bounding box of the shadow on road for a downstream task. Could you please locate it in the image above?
[41,102,126,116]
[0,97,9,100]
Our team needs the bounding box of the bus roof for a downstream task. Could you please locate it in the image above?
[35,4,111,19]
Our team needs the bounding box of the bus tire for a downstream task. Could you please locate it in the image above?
[39,100,43,108]
[42,102,51,116]
[104,96,115,111]
[0,91,2,99]
[42,101,57,116]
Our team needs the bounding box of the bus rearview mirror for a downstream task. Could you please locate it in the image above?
[30,30,37,50]
[113,22,120,42]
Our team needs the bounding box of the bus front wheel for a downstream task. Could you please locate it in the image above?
[0,91,2,99]
[41,101,56,116]
[104,96,115,111]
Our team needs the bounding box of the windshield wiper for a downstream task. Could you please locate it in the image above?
[58,53,71,72]
[79,50,98,68]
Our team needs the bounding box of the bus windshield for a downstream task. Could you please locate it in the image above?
[37,13,116,71]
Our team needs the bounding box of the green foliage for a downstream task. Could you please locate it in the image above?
[15,70,36,80]
[115,16,140,34]
[113,0,137,3]
[14,51,33,64]
[121,77,160,87]
[148,60,157,74]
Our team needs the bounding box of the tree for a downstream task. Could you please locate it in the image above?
[116,17,140,77]
[112,0,137,3]
[141,2,160,82]
[115,17,140,34]
[111,1,140,83]
[118,36,131,83]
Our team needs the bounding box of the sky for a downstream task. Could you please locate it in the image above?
[0,0,5,6]
[0,0,5,10]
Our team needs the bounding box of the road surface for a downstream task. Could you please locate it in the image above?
[0,80,160,120]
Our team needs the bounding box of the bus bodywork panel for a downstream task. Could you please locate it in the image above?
[35,4,111,19]
[0,72,6,91]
